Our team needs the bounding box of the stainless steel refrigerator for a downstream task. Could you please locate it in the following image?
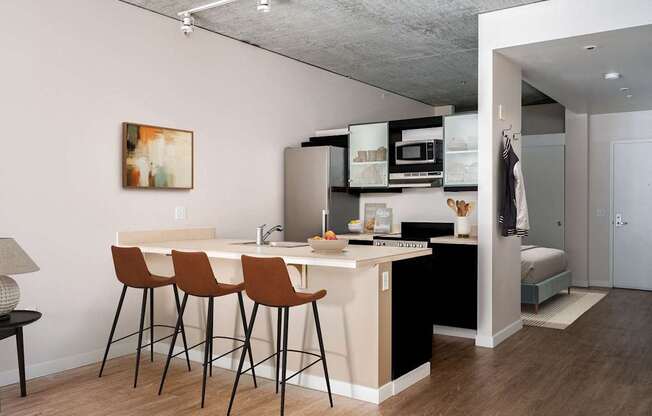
[285,146,359,241]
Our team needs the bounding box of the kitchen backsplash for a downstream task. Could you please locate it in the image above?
[359,187,477,229]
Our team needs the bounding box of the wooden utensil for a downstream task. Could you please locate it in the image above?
[456,200,466,216]
[466,202,474,216]
[447,198,458,215]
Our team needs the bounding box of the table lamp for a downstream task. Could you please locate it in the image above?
[0,238,39,320]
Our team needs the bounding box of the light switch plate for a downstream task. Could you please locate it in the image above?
[175,206,187,220]
[381,271,389,291]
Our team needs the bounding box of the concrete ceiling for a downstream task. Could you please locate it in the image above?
[122,0,546,110]
[501,24,652,114]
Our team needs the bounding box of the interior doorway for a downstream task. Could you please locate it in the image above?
[611,140,652,290]
[521,134,566,249]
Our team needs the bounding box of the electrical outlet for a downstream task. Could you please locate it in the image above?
[174,206,187,220]
[382,271,389,291]
[499,104,505,120]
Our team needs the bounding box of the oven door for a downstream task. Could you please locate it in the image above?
[395,140,434,165]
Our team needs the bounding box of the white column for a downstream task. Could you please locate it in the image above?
[476,43,523,348]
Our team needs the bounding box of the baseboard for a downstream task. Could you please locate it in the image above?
[390,362,430,396]
[0,341,135,388]
[155,343,427,404]
[475,319,522,348]
[589,280,611,288]
[433,325,477,340]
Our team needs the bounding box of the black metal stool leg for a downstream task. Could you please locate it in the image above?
[99,285,127,377]
[227,302,259,416]
[173,285,191,371]
[237,292,258,388]
[280,306,290,416]
[150,288,155,362]
[275,307,282,394]
[134,288,148,388]
[201,297,214,408]
[159,293,188,395]
[209,298,214,378]
[313,301,333,407]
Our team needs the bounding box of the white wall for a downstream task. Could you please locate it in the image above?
[588,110,652,287]
[476,49,523,348]
[0,0,433,384]
[360,189,477,231]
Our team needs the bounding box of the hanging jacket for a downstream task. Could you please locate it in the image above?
[499,134,529,237]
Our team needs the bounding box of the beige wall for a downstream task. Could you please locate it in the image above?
[588,110,652,287]
[0,0,433,383]
[565,110,590,287]
[522,103,565,135]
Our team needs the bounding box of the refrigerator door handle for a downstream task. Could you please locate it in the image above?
[321,209,329,235]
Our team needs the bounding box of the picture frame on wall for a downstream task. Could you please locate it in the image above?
[122,122,194,189]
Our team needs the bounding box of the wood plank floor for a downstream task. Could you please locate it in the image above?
[2,288,651,415]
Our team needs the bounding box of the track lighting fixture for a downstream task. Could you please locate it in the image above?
[180,13,195,36]
[257,0,271,12]
[177,0,271,36]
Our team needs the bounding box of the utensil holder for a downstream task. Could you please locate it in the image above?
[456,216,471,238]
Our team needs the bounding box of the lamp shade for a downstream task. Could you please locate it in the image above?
[0,238,39,275]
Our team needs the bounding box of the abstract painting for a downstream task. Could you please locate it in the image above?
[123,122,193,189]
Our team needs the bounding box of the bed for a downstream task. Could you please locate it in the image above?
[521,245,571,313]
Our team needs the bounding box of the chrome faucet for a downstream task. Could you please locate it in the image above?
[256,224,283,246]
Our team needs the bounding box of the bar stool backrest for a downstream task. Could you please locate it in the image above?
[240,255,295,307]
[111,246,152,288]
[171,250,221,297]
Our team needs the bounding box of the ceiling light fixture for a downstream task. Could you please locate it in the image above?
[257,0,271,12]
[603,72,621,80]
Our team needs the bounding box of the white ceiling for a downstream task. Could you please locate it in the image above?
[500,24,652,114]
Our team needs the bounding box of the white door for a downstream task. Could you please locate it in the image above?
[521,135,565,249]
[612,141,652,290]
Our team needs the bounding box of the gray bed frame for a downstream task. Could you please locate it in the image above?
[521,270,572,313]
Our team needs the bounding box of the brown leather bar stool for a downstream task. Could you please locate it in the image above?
[159,250,258,408]
[99,246,191,388]
[228,255,333,416]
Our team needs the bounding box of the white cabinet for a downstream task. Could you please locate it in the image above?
[348,122,389,188]
[444,113,478,190]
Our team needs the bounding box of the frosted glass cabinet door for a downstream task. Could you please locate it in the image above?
[444,113,478,188]
[349,122,389,188]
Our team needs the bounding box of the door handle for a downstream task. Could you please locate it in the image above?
[615,214,628,227]
[556,221,562,227]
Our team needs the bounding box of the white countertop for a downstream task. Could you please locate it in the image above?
[135,238,431,269]
[430,235,478,245]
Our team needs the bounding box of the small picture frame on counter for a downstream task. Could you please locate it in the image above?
[374,208,393,234]
[363,203,386,233]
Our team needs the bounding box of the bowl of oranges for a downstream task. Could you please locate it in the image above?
[308,231,348,252]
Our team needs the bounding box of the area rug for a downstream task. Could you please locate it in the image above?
[521,288,607,329]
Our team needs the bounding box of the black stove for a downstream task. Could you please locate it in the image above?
[372,222,454,248]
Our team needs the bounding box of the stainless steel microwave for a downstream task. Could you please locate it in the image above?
[394,139,440,165]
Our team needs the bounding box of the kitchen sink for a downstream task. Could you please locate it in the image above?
[231,241,308,248]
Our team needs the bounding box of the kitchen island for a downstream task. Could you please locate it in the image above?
[116,227,432,404]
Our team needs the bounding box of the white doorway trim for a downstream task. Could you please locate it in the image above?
[609,138,652,288]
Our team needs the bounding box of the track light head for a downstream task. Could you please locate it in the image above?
[257,0,270,12]
[180,13,195,36]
